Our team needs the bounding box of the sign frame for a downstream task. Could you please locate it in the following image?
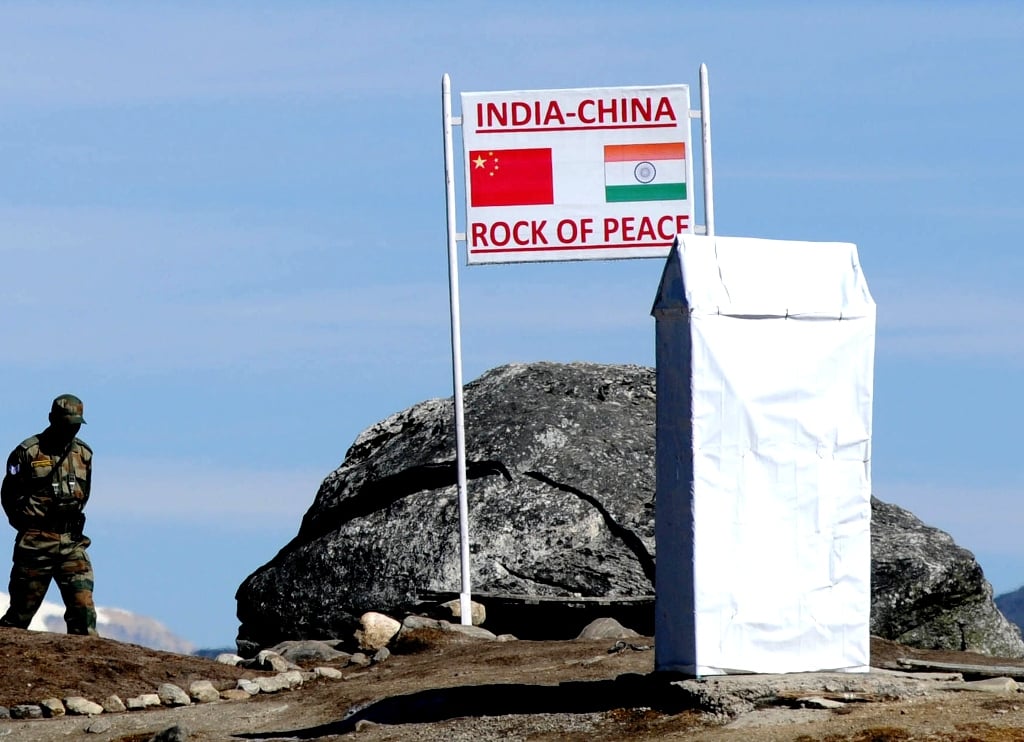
[460,84,695,264]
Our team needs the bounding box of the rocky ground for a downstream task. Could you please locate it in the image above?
[4,628,1024,741]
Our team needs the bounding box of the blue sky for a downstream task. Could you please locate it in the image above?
[1,1,1022,648]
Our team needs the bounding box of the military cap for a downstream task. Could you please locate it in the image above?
[51,394,87,424]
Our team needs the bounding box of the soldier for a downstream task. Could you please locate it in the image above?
[0,394,97,635]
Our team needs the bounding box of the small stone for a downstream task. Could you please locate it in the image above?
[64,696,104,716]
[797,696,845,709]
[236,678,260,695]
[11,704,43,719]
[215,652,243,666]
[103,694,127,713]
[39,697,65,717]
[125,696,146,711]
[575,617,640,641]
[149,724,192,742]
[240,650,297,672]
[268,639,349,664]
[438,597,489,626]
[349,652,371,667]
[0,705,9,719]
[255,675,290,693]
[158,683,192,707]
[373,647,391,664]
[439,598,487,626]
[445,624,497,641]
[219,688,252,701]
[400,615,444,632]
[315,666,343,679]
[85,718,113,734]
[140,693,162,708]
[355,611,401,650]
[956,677,1019,692]
[188,680,220,703]
[497,634,518,642]
[263,649,299,672]
[280,670,304,689]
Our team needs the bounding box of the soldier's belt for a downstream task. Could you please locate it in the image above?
[24,515,82,534]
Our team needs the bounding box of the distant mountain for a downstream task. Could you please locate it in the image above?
[0,592,196,654]
[996,587,1024,635]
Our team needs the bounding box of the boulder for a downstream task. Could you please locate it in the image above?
[266,639,350,664]
[354,612,401,651]
[436,598,487,626]
[872,497,1022,655]
[235,361,1023,657]
[576,617,640,641]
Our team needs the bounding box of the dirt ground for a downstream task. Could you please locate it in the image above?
[3,628,1024,741]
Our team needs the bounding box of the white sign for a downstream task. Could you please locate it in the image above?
[461,85,693,264]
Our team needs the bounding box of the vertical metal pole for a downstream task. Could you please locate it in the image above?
[699,63,716,237]
[441,73,473,624]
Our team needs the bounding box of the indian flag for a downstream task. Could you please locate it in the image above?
[604,142,686,203]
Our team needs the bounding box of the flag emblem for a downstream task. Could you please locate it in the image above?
[469,148,554,207]
[604,142,686,203]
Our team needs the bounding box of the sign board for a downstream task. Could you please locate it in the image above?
[461,85,693,264]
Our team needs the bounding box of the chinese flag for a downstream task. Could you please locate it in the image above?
[469,148,554,207]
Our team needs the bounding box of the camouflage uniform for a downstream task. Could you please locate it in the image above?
[0,394,97,635]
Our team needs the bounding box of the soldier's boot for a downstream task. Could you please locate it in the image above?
[0,611,31,629]
[64,602,98,636]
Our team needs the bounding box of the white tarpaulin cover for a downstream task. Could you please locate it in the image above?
[651,235,875,676]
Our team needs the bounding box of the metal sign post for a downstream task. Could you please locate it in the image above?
[699,63,715,236]
[441,73,473,624]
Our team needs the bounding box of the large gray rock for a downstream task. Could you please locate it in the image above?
[237,362,655,651]
[872,497,1023,655]
[236,361,1023,657]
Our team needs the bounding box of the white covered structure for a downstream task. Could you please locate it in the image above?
[652,235,876,676]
